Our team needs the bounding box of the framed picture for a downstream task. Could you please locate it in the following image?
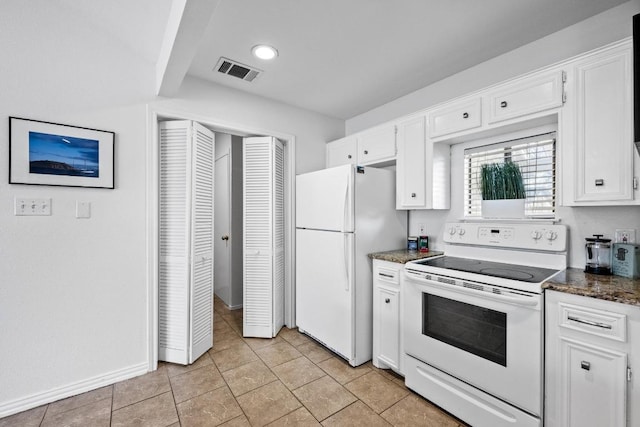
[9,117,115,189]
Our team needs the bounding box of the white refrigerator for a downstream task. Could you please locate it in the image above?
[295,164,407,366]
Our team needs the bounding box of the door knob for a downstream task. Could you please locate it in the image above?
[221,235,229,241]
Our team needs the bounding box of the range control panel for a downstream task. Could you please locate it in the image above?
[443,222,567,251]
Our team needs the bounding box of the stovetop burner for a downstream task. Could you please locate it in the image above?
[413,256,559,284]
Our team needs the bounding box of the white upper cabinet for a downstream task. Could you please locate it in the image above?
[560,40,636,205]
[357,124,397,165]
[326,136,357,168]
[428,97,482,139]
[485,70,564,124]
[396,115,450,210]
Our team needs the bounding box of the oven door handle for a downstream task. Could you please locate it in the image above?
[405,272,539,307]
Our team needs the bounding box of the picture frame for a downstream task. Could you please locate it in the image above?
[9,117,115,189]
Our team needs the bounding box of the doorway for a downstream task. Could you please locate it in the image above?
[146,107,297,370]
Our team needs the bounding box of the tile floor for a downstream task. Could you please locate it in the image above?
[0,297,467,426]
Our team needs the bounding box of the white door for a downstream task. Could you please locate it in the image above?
[296,228,353,360]
[295,164,354,232]
[214,152,231,306]
[243,137,285,338]
[158,120,214,365]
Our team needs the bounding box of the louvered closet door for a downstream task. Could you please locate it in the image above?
[243,137,285,338]
[159,121,193,364]
[159,120,214,365]
[188,122,214,363]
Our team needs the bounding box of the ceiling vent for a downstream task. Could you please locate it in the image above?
[215,57,262,82]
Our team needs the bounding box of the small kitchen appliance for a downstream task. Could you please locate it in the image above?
[404,222,567,427]
[584,234,613,275]
[612,242,640,278]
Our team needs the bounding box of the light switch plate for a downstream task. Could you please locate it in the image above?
[15,197,51,216]
[615,229,636,244]
[76,201,91,219]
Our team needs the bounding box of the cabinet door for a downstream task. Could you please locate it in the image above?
[396,116,426,209]
[570,44,634,203]
[558,338,627,427]
[376,285,400,371]
[357,125,396,165]
[486,71,564,124]
[428,97,481,138]
[326,136,357,168]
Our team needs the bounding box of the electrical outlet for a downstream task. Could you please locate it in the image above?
[418,223,426,235]
[615,229,636,244]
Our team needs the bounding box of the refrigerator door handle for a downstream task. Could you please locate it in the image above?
[342,178,349,233]
[343,234,350,291]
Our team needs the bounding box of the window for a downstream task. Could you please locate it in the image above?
[464,132,556,218]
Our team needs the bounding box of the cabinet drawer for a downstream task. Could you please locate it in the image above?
[428,98,481,138]
[559,302,627,342]
[486,71,564,124]
[375,266,400,285]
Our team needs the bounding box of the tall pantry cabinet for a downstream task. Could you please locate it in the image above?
[158,120,215,365]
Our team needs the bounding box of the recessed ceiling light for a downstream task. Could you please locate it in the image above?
[252,45,278,60]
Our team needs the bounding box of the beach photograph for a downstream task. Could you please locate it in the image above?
[28,131,100,177]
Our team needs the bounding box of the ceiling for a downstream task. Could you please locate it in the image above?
[186,0,629,120]
[50,0,630,121]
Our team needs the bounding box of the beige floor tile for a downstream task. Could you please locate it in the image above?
[321,401,391,426]
[236,381,302,427]
[267,407,320,426]
[255,341,303,368]
[165,352,213,378]
[0,405,47,427]
[244,335,285,350]
[344,371,409,413]
[317,357,371,384]
[45,385,112,416]
[220,414,252,426]
[170,364,226,403]
[111,392,178,427]
[214,319,234,334]
[293,376,357,421]
[271,356,326,390]
[41,397,111,427]
[278,328,313,347]
[112,369,171,410]
[297,341,333,364]
[177,386,243,427]
[381,394,460,427]
[211,342,259,372]
[222,360,278,396]
[211,330,245,353]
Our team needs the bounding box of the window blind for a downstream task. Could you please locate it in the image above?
[464,132,556,218]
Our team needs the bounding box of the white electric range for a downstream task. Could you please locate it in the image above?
[403,222,567,427]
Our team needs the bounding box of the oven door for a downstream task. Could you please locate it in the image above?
[404,270,543,416]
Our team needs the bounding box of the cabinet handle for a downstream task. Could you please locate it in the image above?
[411,193,416,198]
[567,315,612,329]
[581,361,591,371]
[595,179,604,186]
[385,298,390,303]
[347,154,352,159]
[379,273,394,278]
[500,101,508,108]
[364,150,368,155]
[462,112,469,119]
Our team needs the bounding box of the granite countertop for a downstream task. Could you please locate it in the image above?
[543,268,640,306]
[368,249,444,264]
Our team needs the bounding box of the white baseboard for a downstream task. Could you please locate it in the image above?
[228,304,243,310]
[0,362,148,418]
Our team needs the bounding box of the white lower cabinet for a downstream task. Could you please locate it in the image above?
[545,290,639,427]
[372,259,403,374]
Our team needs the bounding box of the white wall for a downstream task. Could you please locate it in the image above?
[346,1,640,269]
[0,1,343,416]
